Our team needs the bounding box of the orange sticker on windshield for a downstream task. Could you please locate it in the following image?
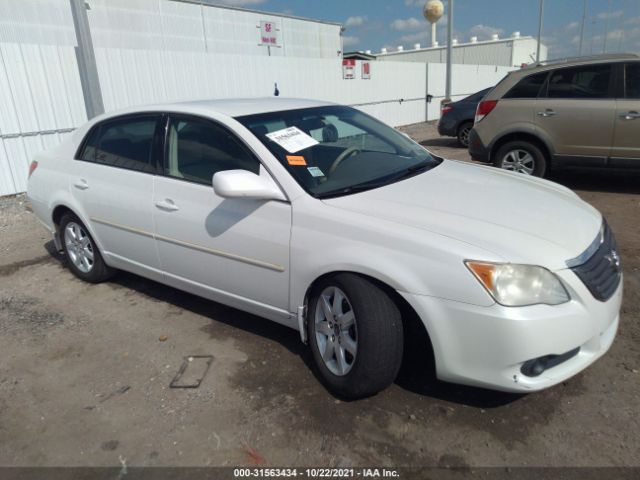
[286,155,307,166]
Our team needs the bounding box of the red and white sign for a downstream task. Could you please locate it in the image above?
[260,21,279,46]
[342,59,356,80]
[362,61,371,79]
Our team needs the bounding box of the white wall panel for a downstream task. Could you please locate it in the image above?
[0,41,85,196]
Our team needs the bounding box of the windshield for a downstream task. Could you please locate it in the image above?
[236,106,441,198]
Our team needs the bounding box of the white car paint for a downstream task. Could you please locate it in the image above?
[27,98,622,393]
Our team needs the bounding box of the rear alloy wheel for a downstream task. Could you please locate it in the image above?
[307,274,403,399]
[60,213,114,283]
[457,122,473,148]
[495,140,547,177]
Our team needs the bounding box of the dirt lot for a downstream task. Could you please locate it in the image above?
[0,122,639,469]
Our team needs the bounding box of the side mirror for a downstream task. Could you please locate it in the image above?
[212,170,286,201]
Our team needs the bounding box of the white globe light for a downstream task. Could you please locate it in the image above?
[424,0,444,24]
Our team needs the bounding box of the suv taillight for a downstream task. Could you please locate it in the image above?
[28,160,38,179]
[475,100,498,124]
[441,105,453,115]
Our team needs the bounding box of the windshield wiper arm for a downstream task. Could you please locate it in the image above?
[317,181,388,199]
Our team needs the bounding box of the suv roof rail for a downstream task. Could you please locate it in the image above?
[523,53,639,69]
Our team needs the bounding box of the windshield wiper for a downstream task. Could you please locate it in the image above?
[389,161,433,181]
[317,161,434,199]
[317,180,389,199]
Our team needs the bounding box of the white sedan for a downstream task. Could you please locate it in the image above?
[27,98,622,398]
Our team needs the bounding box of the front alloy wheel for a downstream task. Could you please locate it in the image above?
[307,274,404,399]
[314,286,358,376]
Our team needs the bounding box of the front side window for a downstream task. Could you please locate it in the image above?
[237,106,440,198]
[503,72,548,99]
[625,63,640,99]
[165,116,260,185]
[547,64,612,99]
[79,115,158,173]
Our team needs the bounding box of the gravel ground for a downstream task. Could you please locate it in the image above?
[0,123,639,470]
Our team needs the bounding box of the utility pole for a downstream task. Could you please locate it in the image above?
[578,0,587,56]
[445,0,453,101]
[69,0,104,119]
[536,0,544,63]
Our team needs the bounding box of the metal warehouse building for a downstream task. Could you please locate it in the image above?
[376,33,547,68]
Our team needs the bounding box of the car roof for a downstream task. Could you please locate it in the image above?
[96,97,337,122]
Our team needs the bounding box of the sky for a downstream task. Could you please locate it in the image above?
[214,0,640,58]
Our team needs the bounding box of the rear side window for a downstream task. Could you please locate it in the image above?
[503,72,548,99]
[625,63,640,99]
[78,115,159,173]
[547,64,612,99]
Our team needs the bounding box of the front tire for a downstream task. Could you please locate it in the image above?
[60,213,114,283]
[307,274,403,399]
[494,140,547,177]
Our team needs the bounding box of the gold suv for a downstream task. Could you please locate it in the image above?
[469,54,640,177]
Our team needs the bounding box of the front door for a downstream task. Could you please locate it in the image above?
[152,114,292,319]
[610,62,640,166]
[535,63,615,165]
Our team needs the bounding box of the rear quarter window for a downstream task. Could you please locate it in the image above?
[503,71,548,99]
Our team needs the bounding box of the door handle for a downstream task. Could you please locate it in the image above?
[620,111,640,120]
[73,179,89,190]
[155,199,180,212]
[537,109,557,117]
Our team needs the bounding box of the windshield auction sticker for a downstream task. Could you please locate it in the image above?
[266,126,319,153]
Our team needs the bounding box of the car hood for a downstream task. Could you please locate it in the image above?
[322,160,601,270]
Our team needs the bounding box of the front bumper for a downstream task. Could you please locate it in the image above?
[468,127,490,163]
[400,271,622,393]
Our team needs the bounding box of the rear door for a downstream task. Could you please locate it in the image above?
[610,62,640,166]
[535,63,615,165]
[73,114,162,279]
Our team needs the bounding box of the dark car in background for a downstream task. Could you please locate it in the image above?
[437,87,491,147]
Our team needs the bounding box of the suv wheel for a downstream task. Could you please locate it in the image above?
[495,140,547,177]
[307,274,403,399]
[457,121,473,148]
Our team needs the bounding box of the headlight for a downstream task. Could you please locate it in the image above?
[465,261,570,307]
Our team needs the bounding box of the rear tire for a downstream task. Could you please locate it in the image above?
[59,213,114,283]
[456,121,473,148]
[494,140,547,177]
[307,273,403,399]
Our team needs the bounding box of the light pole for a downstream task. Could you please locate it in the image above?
[578,0,588,55]
[445,0,453,102]
[536,0,544,63]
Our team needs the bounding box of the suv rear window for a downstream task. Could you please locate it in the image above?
[503,72,548,99]
[79,115,159,173]
[547,64,612,99]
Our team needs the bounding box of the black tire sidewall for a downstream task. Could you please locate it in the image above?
[495,140,547,177]
[59,213,113,283]
[307,274,403,399]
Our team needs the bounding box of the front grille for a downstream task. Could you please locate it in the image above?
[570,221,622,302]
